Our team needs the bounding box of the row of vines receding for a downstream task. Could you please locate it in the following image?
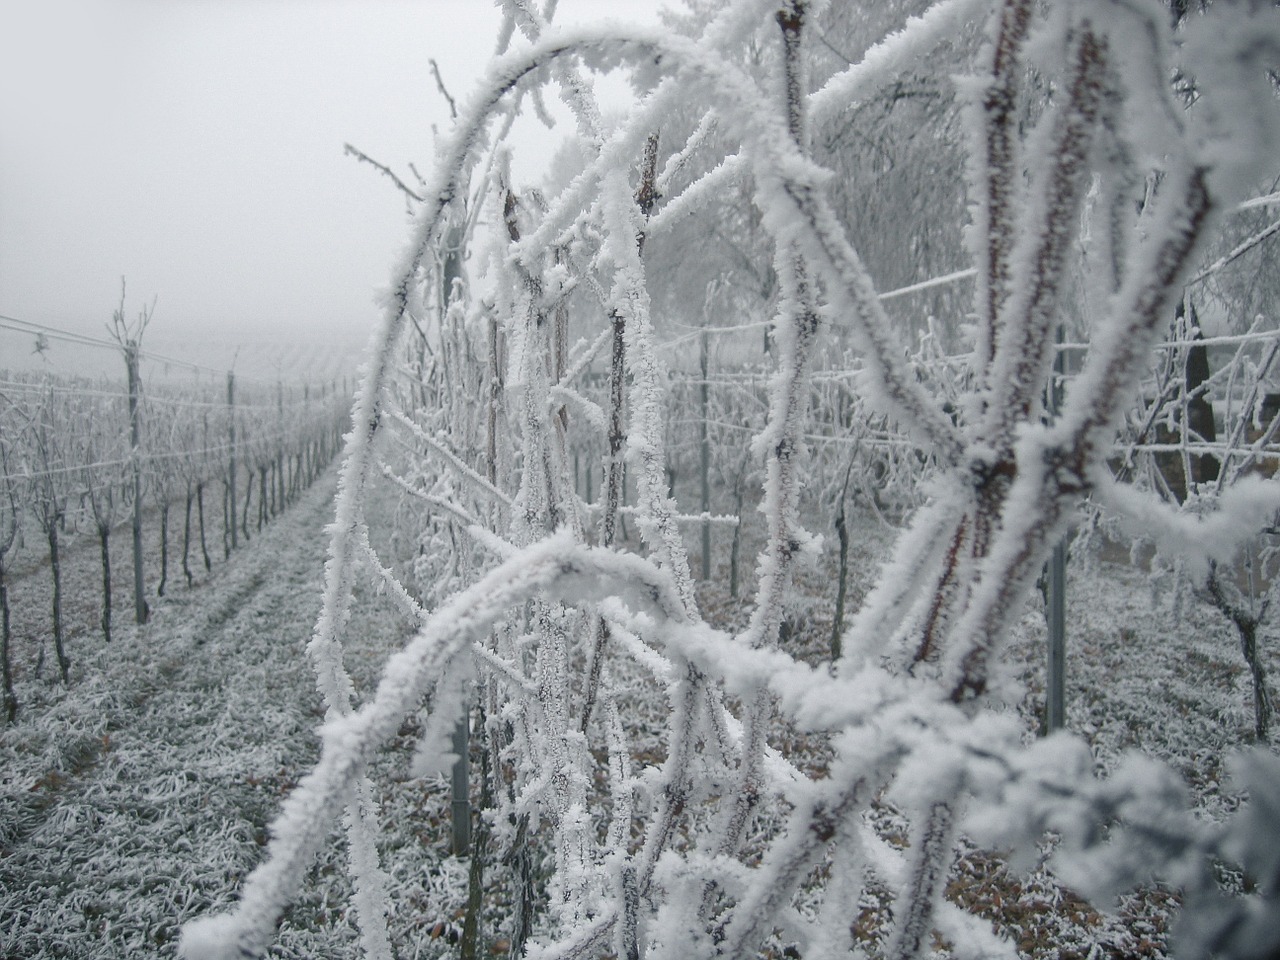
[181,1,1280,959]
[0,300,350,723]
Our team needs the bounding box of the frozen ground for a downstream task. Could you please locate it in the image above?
[0,473,1274,958]
[1,471,423,957]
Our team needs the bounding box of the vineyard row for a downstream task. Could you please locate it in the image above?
[0,366,351,722]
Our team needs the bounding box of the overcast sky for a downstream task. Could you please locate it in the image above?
[0,0,672,381]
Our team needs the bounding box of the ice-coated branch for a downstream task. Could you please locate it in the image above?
[710,0,823,886]
[357,527,426,625]
[300,40,597,939]
[379,458,511,553]
[657,109,718,196]
[809,0,988,121]
[945,163,1217,701]
[965,0,1033,371]
[601,157,700,612]
[1097,473,1280,584]
[883,801,959,960]
[179,533,688,959]
[439,27,964,464]
[646,152,746,236]
[1056,164,1214,465]
[775,176,965,462]
[390,409,513,508]
[981,21,1109,452]
[837,488,968,672]
[1219,336,1280,487]
[181,4,1280,958]
[712,750,891,960]
[503,0,604,150]
[428,58,458,120]
[742,0,822,654]
[1187,216,1280,287]
[515,0,780,257]
[655,0,986,238]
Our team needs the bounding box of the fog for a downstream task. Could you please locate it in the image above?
[0,0,669,382]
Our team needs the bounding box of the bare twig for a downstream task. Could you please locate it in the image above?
[343,142,425,204]
[429,58,458,119]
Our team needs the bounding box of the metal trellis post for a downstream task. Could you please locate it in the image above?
[1045,328,1067,733]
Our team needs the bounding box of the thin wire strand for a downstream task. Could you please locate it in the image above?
[0,313,350,388]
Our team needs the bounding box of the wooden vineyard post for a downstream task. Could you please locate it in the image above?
[126,337,147,624]
[1046,539,1067,732]
[227,371,238,552]
[34,393,69,682]
[275,380,285,516]
[125,340,148,624]
[199,411,213,570]
[0,442,18,720]
[109,283,152,625]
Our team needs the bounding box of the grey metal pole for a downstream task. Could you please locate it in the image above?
[450,708,471,856]
[700,326,711,581]
[1046,538,1067,732]
[1045,326,1067,733]
[443,219,472,858]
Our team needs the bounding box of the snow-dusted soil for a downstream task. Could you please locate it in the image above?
[1,476,1274,959]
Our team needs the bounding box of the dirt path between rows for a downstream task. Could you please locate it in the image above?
[0,469,368,958]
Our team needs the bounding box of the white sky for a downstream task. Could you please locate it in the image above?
[0,0,673,381]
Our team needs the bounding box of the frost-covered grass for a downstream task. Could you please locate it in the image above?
[2,473,385,957]
[685,508,1274,960]
[0,466,1272,958]
[1014,538,1276,815]
[0,469,496,959]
